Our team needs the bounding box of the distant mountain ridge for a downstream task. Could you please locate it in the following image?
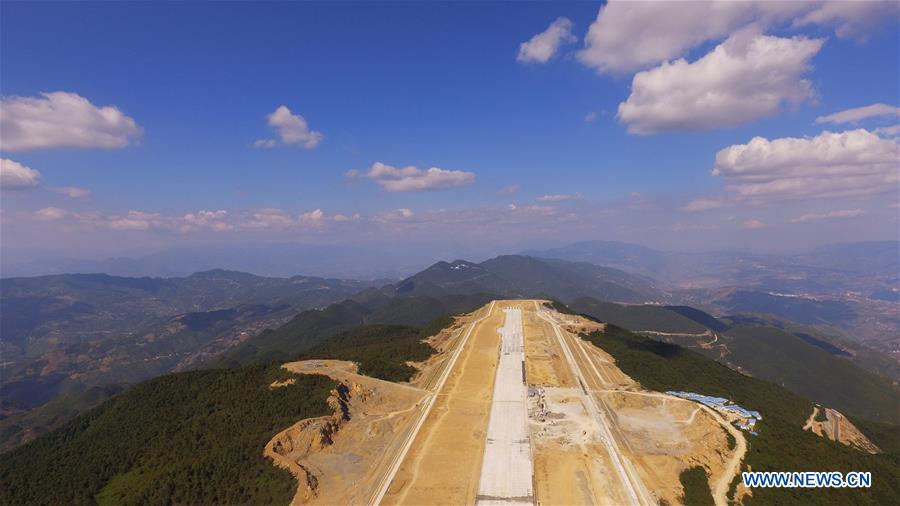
[525,240,899,287]
[0,269,382,449]
[216,254,669,366]
[395,255,667,304]
[2,251,896,454]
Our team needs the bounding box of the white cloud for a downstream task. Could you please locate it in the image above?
[239,208,295,229]
[0,158,41,189]
[816,103,900,125]
[36,207,366,233]
[583,111,598,123]
[517,17,575,63]
[618,32,823,134]
[372,208,415,223]
[537,192,582,202]
[791,209,866,223]
[109,211,161,231]
[874,125,900,138]
[742,219,766,229]
[0,92,142,151]
[256,105,322,149]
[333,213,361,222]
[497,184,521,196]
[793,1,899,40]
[713,129,900,199]
[348,162,475,192]
[183,210,231,232]
[298,208,325,227]
[682,198,729,212]
[35,207,67,221]
[577,0,892,74]
[50,186,91,199]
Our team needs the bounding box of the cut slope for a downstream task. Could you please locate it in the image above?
[581,323,900,505]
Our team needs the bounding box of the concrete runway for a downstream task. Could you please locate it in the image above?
[476,307,534,505]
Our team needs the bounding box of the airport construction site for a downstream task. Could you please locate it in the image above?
[266,300,752,506]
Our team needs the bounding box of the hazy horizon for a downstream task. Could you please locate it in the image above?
[2,1,899,270]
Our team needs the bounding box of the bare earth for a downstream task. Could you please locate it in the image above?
[804,405,881,454]
[266,359,429,505]
[265,300,750,506]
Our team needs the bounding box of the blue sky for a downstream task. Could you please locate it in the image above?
[1,1,899,269]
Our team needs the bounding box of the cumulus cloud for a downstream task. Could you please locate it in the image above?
[583,111,598,123]
[183,210,231,231]
[712,129,900,199]
[816,103,900,125]
[0,92,142,151]
[348,162,475,192]
[298,208,325,227]
[14,206,362,235]
[50,186,91,199]
[239,208,295,229]
[255,105,322,149]
[577,0,892,74]
[618,32,823,134]
[517,17,575,63]
[109,211,161,231]
[791,209,866,223]
[537,192,582,202]
[793,1,900,40]
[0,158,41,189]
[874,125,900,138]
[333,213,361,222]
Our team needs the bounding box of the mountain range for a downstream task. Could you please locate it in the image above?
[1,249,897,453]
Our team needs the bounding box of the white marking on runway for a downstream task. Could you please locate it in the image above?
[476,307,534,505]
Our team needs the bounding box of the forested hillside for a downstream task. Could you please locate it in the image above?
[570,297,900,424]
[0,366,334,505]
[218,292,492,366]
[583,323,900,505]
[395,255,667,303]
[0,315,453,504]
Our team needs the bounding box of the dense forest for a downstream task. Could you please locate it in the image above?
[297,322,443,382]
[0,366,334,505]
[678,466,714,506]
[584,323,900,505]
[569,297,900,425]
[0,314,453,504]
[217,292,491,367]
